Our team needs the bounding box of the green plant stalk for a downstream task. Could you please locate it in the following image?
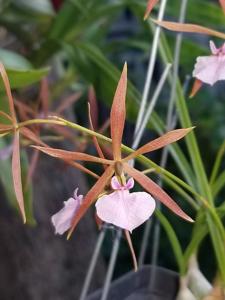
[158,31,213,203]
[184,208,225,264]
[211,170,225,198]
[210,140,225,185]
[155,209,185,274]
[207,215,225,282]
[157,30,225,280]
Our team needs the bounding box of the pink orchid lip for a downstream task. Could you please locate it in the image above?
[96,176,156,232]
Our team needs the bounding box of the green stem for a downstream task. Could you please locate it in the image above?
[210,140,225,185]
[155,209,185,275]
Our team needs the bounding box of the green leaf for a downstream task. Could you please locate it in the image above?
[0,67,50,90]
[11,0,54,17]
[0,48,33,70]
[155,209,185,274]
[211,170,225,199]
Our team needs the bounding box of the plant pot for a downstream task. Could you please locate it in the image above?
[86,265,179,300]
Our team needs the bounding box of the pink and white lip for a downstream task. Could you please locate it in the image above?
[95,176,156,232]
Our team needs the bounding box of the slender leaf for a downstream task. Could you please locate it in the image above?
[155,209,185,274]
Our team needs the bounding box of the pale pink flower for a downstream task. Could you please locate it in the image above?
[51,188,83,235]
[193,41,225,85]
[95,177,156,232]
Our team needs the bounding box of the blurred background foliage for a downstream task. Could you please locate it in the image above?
[0,0,224,280]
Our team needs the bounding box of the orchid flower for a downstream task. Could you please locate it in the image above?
[34,63,194,239]
[52,188,83,235]
[151,20,225,96]
[95,176,156,232]
[193,41,225,86]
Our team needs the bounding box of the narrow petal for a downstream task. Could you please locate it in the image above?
[88,86,98,130]
[32,146,113,164]
[67,165,114,238]
[25,149,40,187]
[12,131,26,223]
[193,56,225,85]
[0,63,17,124]
[88,102,106,166]
[0,111,13,122]
[123,163,193,222]
[96,190,155,232]
[123,128,193,161]
[0,124,13,133]
[110,63,127,161]
[20,127,46,146]
[153,20,225,40]
[67,160,100,179]
[144,0,159,20]
[189,79,203,98]
[56,92,81,114]
[39,78,49,117]
[219,0,225,14]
